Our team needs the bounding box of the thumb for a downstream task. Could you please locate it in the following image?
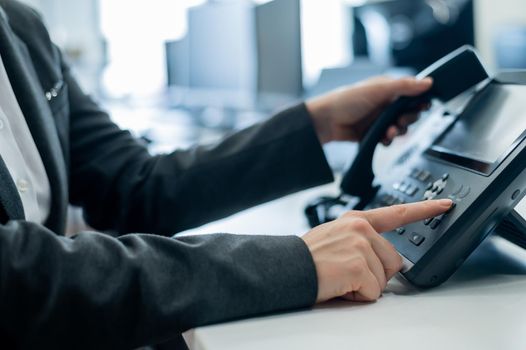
[386,77,433,99]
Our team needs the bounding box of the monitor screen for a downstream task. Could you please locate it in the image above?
[187,2,255,92]
[255,0,303,97]
[427,84,526,174]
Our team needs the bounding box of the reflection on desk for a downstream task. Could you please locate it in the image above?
[186,236,526,350]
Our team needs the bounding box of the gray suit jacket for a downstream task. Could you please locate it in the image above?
[0,1,334,349]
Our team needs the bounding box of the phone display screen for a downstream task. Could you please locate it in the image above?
[427,84,526,174]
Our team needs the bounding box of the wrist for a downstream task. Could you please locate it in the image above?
[306,97,333,144]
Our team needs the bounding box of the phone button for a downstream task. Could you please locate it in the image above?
[430,219,441,229]
[452,184,464,196]
[410,168,421,178]
[417,171,431,182]
[409,233,425,246]
[458,186,471,199]
[396,227,406,235]
[405,185,419,196]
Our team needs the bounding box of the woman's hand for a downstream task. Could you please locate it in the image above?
[302,199,452,303]
[306,76,433,145]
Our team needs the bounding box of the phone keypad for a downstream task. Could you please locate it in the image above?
[379,193,405,206]
[387,169,460,249]
[384,168,462,250]
[392,181,420,197]
[423,174,449,200]
[409,168,432,182]
[423,200,457,229]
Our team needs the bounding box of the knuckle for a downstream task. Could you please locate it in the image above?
[369,75,391,85]
[393,205,408,219]
[342,210,361,219]
[347,217,371,232]
[400,77,414,89]
[352,236,370,252]
[347,256,367,276]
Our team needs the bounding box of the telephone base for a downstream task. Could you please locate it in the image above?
[495,209,526,250]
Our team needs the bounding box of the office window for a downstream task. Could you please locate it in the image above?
[301,0,350,86]
[101,0,352,97]
[100,0,205,98]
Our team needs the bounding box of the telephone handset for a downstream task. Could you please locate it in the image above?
[306,46,526,288]
[341,46,489,204]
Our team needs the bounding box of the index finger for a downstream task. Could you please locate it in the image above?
[360,199,453,233]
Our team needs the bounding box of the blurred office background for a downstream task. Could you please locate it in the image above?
[17,0,526,148]
[16,0,526,232]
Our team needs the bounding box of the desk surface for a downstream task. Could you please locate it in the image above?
[182,185,526,350]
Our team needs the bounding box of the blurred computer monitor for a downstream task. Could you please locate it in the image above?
[165,0,303,111]
[495,25,526,69]
[187,1,255,93]
[351,0,474,71]
[165,37,189,87]
[255,0,303,99]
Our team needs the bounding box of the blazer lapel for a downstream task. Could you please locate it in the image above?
[0,157,23,221]
[0,10,67,233]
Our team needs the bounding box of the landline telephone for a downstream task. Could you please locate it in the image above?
[305,46,526,288]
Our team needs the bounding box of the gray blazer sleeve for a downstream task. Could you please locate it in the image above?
[66,60,334,235]
[0,2,335,348]
[0,220,318,349]
[30,72,329,347]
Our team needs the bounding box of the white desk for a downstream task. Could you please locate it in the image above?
[180,111,526,349]
[182,185,526,350]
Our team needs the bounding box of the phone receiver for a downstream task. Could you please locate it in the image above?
[340,46,490,201]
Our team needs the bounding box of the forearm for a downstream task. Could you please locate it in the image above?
[120,104,334,234]
[69,68,334,235]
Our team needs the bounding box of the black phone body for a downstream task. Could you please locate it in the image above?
[368,75,526,287]
[305,46,526,288]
